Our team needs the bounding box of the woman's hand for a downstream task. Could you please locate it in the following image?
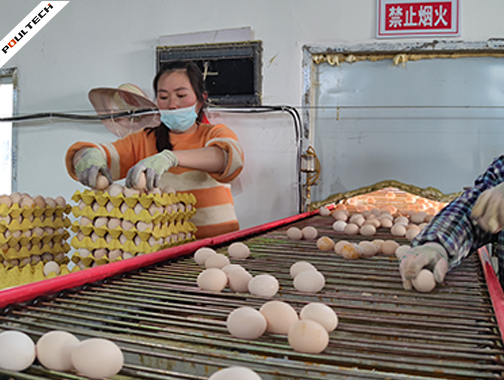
[74,148,112,188]
[126,150,178,190]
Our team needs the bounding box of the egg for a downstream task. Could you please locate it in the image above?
[33,195,46,208]
[288,320,329,354]
[43,261,60,276]
[349,214,365,226]
[226,307,267,339]
[106,183,123,197]
[293,270,325,293]
[286,226,303,240]
[94,248,108,260]
[405,225,421,241]
[94,174,110,190]
[71,338,123,379]
[331,210,348,221]
[333,240,349,255]
[359,224,376,237]
[0,194,12,208]
[371,239,384,254]
[410,211,428,224]
[0,330,36,371]
[93,216,108,228]
[208,366,262,380]
[316,236,335,251]
[332,220,347,232]
[197,268,227,292]
[411,269,436,293]
[319,206,331,216]
[194,247,217,265]
[380,218,393,228]
[133,172,147,191]
[290,261,317,278]
[340,243,363,260]
[391,224,406,237]
[248,274,279,297]
[205,253,230,269]
[107,217,121,229]
[300,302,338,332]
[228,242,251,259]
[394,216,409,226]
[259,300,298,334]
[227,269,253,292]
[123,187,140,197]
[381,240,400,255]
[301,226,318,240]
[358,241,378,258]
[343,223,359,235]
[221,264,246,275]
[36,331,80,371]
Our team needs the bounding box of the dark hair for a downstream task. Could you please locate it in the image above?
[146,61,207,152]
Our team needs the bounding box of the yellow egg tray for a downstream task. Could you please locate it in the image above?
[0,230,70,247]
[1,242,71,261]
[71,189,196,209]
[0,203,71,218]
[72,204,196,224]
[0,261,77,290]
[70,220,196,255]
[0,215,71,234]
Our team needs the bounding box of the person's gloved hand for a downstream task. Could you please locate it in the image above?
[126,149,178,190]
[471,182,504,233]
[74,148,112,188]
[399,242,448,291]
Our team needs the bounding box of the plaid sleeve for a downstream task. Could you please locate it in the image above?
[413,155,504,270]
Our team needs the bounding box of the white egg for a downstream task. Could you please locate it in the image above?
[208,366,262,380]
[293,270,325,293]
[290,261,317,278]
[36,330,80,371]
[340,243,363,260]
[226,307,267,339]
[259,300,299,335]
[228,269,253,293]
[381,240,400,256]
[43,261,60,276]
[359,224,376,237]
[300,302,338,332]
[228,242,250,259]
[332,220,347,232]
[194,247,217,265]
[412,269,436,293]
[405,225,421,241]
[358,241,378,258]
[286,226,303,240]
[0,330,36,371]
[349,214,365,226]
[343,223,359,235]
[71,338,123,379]
[248,274,279,297]
[331,210,348,221]
[205,253,230,269]
[301,226,318,240]
[319,206,331,216]
[391,224,406,237]
[197,268,228,292]
[288,320,329,354]
[410,212,428,224]
[380,218,393,228]
[221,264,246,275]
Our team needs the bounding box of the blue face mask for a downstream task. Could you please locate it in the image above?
[159,104,198,132]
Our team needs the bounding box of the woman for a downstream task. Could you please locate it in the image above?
[66,61,244,239]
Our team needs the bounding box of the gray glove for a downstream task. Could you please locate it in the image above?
[74,148,112,188]
[126,149,178,190]
[399,242,448,291]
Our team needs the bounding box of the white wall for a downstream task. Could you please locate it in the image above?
[0,0,503,230]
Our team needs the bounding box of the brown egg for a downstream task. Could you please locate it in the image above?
[107,218,121,229]
[301,226,318,240]
[381,240,400,255]
[123,187,140,198]
[94,174,110,190]
[45,196,57,208]
[343,223,359,235]
[106,184,123,197]
[286,227,303,240]
[391,224,406,237]
[359,224,376,237]
[93,217,108,228]
[10,192,21,204]
[0,194,12,207]
[20,196,34,208]
[133,173,147,191]
[33,195,46,208]
[162,184,176,194]
[54,196,66,207]
[80,216,92,226]
[93,248,108,259]
[108,249,123,260]
[331,210,348,222]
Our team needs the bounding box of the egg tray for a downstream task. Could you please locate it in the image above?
[0,203,71,219]
[0,214,71,234]
[0,261,76,290]
[0,230,70,248]
[1,241,71,261]
[70,220,197,255]
[71,189,197,210]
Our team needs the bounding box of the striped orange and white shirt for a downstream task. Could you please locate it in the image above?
[66,123,244,239]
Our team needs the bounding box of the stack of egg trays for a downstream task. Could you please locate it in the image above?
[70,188,197,268]
[0,200,73,289]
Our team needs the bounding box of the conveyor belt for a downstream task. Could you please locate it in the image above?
[1,213,503,379]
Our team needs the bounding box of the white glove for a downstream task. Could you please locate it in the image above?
[74,148,112,188]
[126,150,178,190]
[471,182,504,233]
[399,242,448,291]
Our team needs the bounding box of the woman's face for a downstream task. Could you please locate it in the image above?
[156,70,199,110]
